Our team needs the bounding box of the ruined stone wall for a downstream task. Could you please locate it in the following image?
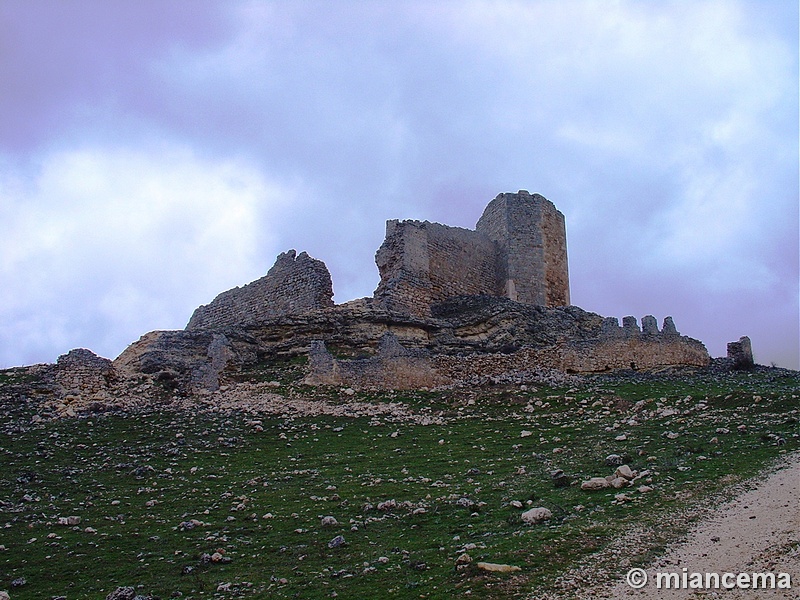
[374,191,570,316]
[373,220,499,316]
[55,348,116,396]
[475,190,569,307]
[187,250,334,330]
[304,314,710,389]
[305,334,452,389]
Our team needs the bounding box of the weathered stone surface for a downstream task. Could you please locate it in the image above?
[374,190,569,316]
[114,330,259,392]
[304,333,451,389]
[727,336,754,370]
[476,190,569,307]
[55,348,116,396]
[187,249,333,330]
[581,477,611,491]
[521,506,552,524]
[48,190,714,395]
[476,562,522,573]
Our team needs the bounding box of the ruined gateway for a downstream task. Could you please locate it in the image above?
[86,190,711,393]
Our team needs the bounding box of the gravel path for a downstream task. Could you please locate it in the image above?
[565,452,800,599]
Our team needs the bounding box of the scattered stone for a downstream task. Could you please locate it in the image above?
[328,535,346,548]
[0,592,9,600]
[609,477,627,489]
[455,553,472,565]
[521,507,552,525]
[637,485,654,493]
[477,562,521,573]
[321,516,338,527]
[605,454,624,466]
[551,468,570,488]
[58,516,81,526]
[615,465,634,480]
[581,477,610,491]
[509,500,523,509]
[520,430,533,438]
[106,587,136,600]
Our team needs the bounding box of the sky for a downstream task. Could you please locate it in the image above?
[1,0,798,370]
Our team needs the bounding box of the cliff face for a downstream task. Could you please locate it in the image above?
[109,295,710,391]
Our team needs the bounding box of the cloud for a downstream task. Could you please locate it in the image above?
[0,144,289,366]
[0,1,796,369]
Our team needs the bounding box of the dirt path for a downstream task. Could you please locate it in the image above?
[605,451,800,599]
[537,452,800,599]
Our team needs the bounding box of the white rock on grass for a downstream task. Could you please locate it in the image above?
[615,465,634,480]
[321,516,338,527]
[521,507,552,525]
[477,562,521,573]
[581,477,610,491]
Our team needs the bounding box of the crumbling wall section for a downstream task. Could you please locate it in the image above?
[187,250,334,330]
[304,315,710,389]
[304,334,452,389]
[373,220,499,316]
[55,348,116,396]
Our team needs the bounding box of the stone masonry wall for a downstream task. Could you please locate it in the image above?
[55,348,116,396]
[305,333,452,389]
[373,220,499,316]
[475,190,569,307]
[187,250,334,330]
[374,190,570,316]
[304,314,710,389]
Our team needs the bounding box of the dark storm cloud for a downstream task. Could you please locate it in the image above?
[0,1,797,368]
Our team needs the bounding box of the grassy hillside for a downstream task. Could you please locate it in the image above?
[1,364,797,599]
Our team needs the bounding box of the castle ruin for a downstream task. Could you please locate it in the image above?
[374,191,569,316]
[108,190,713,391]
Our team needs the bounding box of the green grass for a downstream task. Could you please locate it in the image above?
[1,367,797,599]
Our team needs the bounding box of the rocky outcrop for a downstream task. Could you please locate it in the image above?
[114,329,260,391]
[109,294,710,392]
[45,190,717,395]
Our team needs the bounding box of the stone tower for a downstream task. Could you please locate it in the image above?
[476,190,570,307]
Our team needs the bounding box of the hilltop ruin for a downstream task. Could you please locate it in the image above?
[35,189,749,406]
[95,190,709,392]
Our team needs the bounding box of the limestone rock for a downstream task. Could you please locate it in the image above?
[106,588,136,600]
[477,562,522,573]
[521,507,552,525]
[615,465,634,480]
[581,477,611,491]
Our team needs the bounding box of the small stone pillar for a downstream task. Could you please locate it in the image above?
[622,316,640,337]
[662,316,678,336]
[727,336,754,370]
[641,315,659,336]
